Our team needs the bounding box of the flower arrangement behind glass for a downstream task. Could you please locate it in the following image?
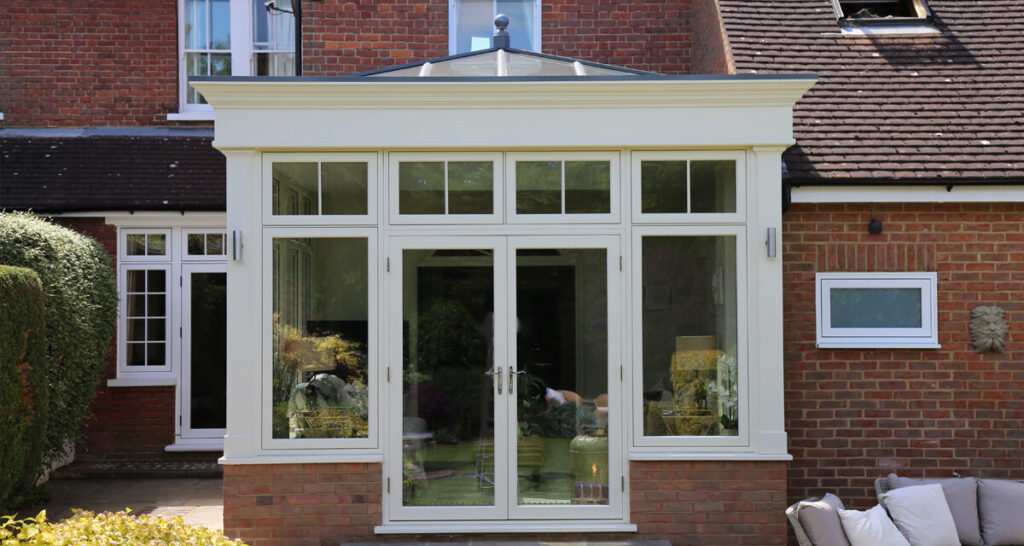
[708,353,738,433]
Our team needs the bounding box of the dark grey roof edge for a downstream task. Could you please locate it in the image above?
[191,73,818,83]
[350,47,659,77]
[785,177,1024,187]
[1,127,214,138]
[2,204,227,214]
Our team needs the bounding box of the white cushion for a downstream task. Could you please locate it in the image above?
[838,505,911,546]
[880,483,960,546]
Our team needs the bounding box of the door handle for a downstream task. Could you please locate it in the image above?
[509,369,526,394]
[485,366,504,395]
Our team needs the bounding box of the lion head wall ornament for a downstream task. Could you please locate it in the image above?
[970,305,1009,354]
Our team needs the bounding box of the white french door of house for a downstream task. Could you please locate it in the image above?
[180,263,227,440]
[386,235,622,522]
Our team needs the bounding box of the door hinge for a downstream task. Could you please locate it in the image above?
[619,256,623,271]
[386,257,390,272]
[179,415,182,426]
[387,477,390,493]
[179,326,183,338]
[620,365,624,381]
[621,476,625,491]
[179,276,183,287]
[386,367,391,382]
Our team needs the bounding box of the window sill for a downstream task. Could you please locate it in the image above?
[816,341,941,350]
[219,453,384,465]
[166,438,223,452]
[167,111,215,121]
[376,522,636,535]
[628,451,793,462]
[107,377,177,387]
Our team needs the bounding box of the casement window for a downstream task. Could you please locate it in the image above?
[177,0,295,116]
[816,272,939,349]
[833,0,930,20]
[450,0,541,54]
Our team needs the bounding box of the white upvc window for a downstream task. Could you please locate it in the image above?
[631,150,746,224]
[264,153,379,226]
[506,151,620,224]
[816,272,939,349]
[388,152,503,225]
[449,0,541,54]
[176,0,295,117]
[118,229,175,378]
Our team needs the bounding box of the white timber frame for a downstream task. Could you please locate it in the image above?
[193,74,814,531]
[816,271,939,349]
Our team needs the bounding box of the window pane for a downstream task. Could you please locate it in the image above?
[690,161,736,213]
[272,238,369,440]
[127,295,146,317]
[255,52,295,76]
[641,236,739,437]
[147,343,166,366]
[321,162,369,215]
[126,343,146,366]
[126,270,146,292]
[146,234,167,256]
[186,53,208,104]
[148,295,166,317]
[188,233,205,255]
[447,161,493,215]
[148,319,166,341]
[148,270,166,291]
[127,319,146,341]
[831,288,922,328]
[497,0,535,50]
[206,233,225,255]
[399,162,445,215]
[641,160,687,214]
[210,53,232,76]
[272,162,318,215]
[564,161,610,214]
[516,161,561,214]
[184,0,206,50]
[455,0,494,53]
[126,234,147,256]
[210,0,231,49]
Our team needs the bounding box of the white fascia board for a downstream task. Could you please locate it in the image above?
[792,185,1024,203]
[100,212,226,227]
[192,79,815,150]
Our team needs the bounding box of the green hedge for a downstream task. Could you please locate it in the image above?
[1,510,249,545]
[0,213,117,483]
[0,266,49,511]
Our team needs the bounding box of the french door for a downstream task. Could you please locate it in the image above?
[386,235,622,522]
[180,263,227,439]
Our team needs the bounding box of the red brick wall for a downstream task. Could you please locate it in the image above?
[691,0,733,74]
[783,202,1024,509]
[223,460,787,545]
[302,0,695,76]
[52,217,180,461]
[0,1,182,127]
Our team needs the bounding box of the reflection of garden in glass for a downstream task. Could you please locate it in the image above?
[402,249,495,507]
[516,160,611,215]
[271,237,369,439]
[641,159,736,214]
[830,288,922,328]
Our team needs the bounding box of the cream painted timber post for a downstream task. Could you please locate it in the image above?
[221,149,261,460]
[749,145,789,456]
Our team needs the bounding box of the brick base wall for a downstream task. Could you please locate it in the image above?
[783,202,1024,509]
[223,460,787,546]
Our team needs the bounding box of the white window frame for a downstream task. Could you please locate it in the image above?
[182,229,229,260]
[174,0,295,119]
[448,0,542,55]
[506,151,621,224]
[264,153,380,226]
[816,272,939,349]
[630,225,750,450]
[120,228,173,262]
[630,150,746,224]
[117,262,174,378]
[260,227,380,452]
[389,152,504,225]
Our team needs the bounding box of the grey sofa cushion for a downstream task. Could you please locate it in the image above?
[887,473,981,546]
[797,492,852,546]
[978,479,1024,546]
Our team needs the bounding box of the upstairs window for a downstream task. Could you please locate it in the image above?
[833,0,931,22]
[450,0,540,54]
[178,0,295,114]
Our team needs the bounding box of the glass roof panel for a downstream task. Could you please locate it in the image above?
[365,49,649,78]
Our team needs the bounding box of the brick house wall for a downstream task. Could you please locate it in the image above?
[223,460,787,546]
[783,202,1024,509]
[690,0,732,75]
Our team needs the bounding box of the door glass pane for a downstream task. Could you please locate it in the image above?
[402,248,495,507]
[272,238,370,439]
[830,288,922,328]
[447,161,493,215]
[641,236,739,437]
[515,248,608,506]
[272,162,318,215]
[640,160,687,213]
[190,272,227,430]
[564,161,610,214]
[399,162,445,215]
[690,160,736,213]
[321,162,368,215]
[516,161,561,214]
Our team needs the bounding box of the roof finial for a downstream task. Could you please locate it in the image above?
[493,14,510,49]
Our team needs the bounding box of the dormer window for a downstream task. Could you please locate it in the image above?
[834,0,930,22]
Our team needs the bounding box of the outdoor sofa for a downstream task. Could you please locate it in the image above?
[786,473,1024,546]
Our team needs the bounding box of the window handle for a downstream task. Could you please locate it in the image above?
[485,366,503,395]
[509,368,526,394]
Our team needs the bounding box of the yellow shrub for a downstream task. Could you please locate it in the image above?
[1,509,247,545]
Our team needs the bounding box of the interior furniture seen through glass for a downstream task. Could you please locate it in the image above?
[272,237,369,439]
[640,160,736,214]
[515,247,609,506]
[641,235,739,437]
[189,271,227,430]
[402,248,495,507]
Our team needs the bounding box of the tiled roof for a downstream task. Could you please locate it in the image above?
[1,136,225,212]
[719,0,1024,183]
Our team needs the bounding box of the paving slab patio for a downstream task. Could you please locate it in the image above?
[26,477,224,532]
